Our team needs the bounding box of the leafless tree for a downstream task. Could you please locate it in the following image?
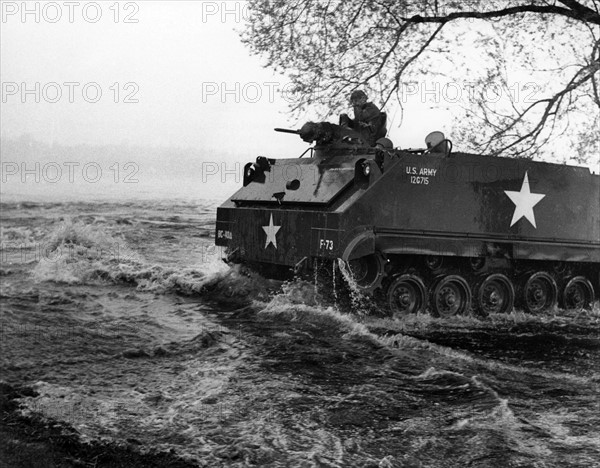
[242,0,600,163]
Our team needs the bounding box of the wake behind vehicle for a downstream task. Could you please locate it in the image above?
[215,121,600,316]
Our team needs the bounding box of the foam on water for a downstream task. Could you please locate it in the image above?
[28,218,594,394]
[255,280,596,391]
[0,226,40,248]
[29,218,260,299]
[5,200,599,467]
[260,279,377,341]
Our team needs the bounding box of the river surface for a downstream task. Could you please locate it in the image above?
[1,199,599,467]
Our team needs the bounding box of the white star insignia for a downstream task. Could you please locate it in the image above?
[504,171,546,228]
[262,214,281,249]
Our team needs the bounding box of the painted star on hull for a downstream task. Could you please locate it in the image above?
[504,171,546,228]
[262,214,281,248]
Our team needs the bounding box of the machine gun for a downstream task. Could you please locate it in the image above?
[275,122,367,147]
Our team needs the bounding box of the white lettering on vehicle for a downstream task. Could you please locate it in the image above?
[319,239,334,250]
[406,166,437,184]
[410,176,429,185]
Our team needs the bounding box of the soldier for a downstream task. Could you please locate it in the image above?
[339,90,386,145]
[375,137,394,171]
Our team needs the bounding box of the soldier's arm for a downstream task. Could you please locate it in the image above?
[359,103,382,128]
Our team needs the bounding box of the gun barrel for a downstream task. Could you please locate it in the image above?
[274,128,301,135]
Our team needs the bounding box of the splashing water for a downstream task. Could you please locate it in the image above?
[331,259,338,308]
[0,226,40,248]
[32,219,140,284]
[30,219,259,300]
[3,199,599,468]
[337,258,375,313]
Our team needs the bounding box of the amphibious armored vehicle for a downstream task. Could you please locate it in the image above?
[215,122,600,316]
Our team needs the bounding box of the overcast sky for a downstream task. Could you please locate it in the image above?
[0,1,491,201]
[1,1,451,154]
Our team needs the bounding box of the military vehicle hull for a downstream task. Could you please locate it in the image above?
[216,146,600,316]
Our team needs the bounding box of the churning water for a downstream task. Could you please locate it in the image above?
[1,199,599,467]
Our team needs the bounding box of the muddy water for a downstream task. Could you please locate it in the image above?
[1,200,599,467]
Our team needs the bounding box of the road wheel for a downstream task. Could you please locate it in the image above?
[346,253,385,293]
[431,275,472,317]
[387,274,427,317]
[425,255,444,273]
[522,272,558,314]
[469,257,486,272]
[561,276,594,311]
[476,273,515,316]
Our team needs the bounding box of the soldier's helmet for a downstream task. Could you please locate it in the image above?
[350,90,368,103]
[375,137,393,149]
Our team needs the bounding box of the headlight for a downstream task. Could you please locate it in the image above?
[362,162,371,176]
[243,162,258,186]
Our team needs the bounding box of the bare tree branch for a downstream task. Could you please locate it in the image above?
[242,0,600,163]
[402,4,600,26]
[487,61,600,154]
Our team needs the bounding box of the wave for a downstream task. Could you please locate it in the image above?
[259,278,378,342]
[32,218,141,284]
[1,226,40,248]
[30,218,275,305]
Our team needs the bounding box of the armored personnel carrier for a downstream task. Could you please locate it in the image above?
[215,122,600,316]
